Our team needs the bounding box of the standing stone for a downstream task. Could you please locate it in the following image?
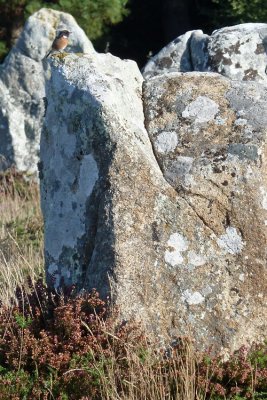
[40,52,164,297]
[143,71,267,350]
[41,51,267,352]
[0,8,94,173]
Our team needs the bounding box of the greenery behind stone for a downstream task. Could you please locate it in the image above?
[0,0,267,64]
[0,0,128,60]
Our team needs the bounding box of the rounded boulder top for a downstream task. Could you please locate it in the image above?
[15,8,95,62]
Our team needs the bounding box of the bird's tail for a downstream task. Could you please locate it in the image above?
[45,49,52,58]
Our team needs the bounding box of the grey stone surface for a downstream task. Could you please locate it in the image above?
[142,30,203,79]
[41,52,267,352]
[190,30,210,71]
[208,23,267,83]
[0,8,94,173]
[144,71,267,349]
[41,52,160,295]
[143,23,267,84]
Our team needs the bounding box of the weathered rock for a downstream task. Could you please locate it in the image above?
[40,52,162,296]
[142,30,206,79]
[143,71,267,349]
[41,51,267,352]
[208,23,267,83]
[143,23,267,83]
[0,8,94,173]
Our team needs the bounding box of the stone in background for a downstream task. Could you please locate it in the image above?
[0,8,94,173]
[143,23,267,84]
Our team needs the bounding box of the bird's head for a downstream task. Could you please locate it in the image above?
[57,30,71,38]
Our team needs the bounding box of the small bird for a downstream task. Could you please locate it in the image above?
[46,30,71,58]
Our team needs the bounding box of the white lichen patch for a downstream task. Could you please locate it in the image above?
[167,232,188,250]
[234,118,247,126]
[215,116,227,125]
[187,250,206,266]
[182,289,205,305]
[182,96,219,123]
[165,250,184,266]
[165,232,189,267]
[217,227,245,255]
[201,286,212,296]
[260,187,267,210]
[154,131,178,153]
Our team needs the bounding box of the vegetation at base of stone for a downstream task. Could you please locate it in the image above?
[1,169,267,399]
[0,280,267,400]
[0,168,43,305]
[0,167,38,200]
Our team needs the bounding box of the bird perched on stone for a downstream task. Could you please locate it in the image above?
[46,30,71,58]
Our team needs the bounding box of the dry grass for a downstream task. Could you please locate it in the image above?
[0,169,44,305]
[93,330,197,400]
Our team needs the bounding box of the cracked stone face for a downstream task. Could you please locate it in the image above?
[144,71,267,349]
[41,50,267,353]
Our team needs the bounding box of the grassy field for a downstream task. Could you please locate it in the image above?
[0,169,267,400]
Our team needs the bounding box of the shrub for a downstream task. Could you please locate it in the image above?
[0,279,267,399]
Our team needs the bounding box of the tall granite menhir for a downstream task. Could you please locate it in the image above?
[40,23,267,352]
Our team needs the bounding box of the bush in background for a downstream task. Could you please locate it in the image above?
[211,0,267,26]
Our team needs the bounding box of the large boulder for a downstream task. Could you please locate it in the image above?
[143,71,267,349]
[143,23,267,83]
[40,50,267,352]
[40,52,166,297]
[0,8,94,173]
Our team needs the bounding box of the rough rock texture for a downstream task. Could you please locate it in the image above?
[41,50,267,351]
[143,23,267,83]
[41,53,174,301]
[142,30,209,79]
[143,71,267,349]
[0,8,94,172]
